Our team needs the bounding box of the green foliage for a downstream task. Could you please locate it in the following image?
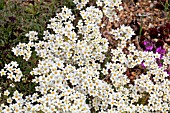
[0,0,5,10]
[0,0,75,104]
[0,0,73,68]
[160,0,170,12]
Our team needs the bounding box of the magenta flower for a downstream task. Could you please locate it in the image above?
[143,40,154,51]
[166,70,170,75]
[156,58,163,68]
[164,65,170,75]
[140,61,146,68]
[156,46,166,59]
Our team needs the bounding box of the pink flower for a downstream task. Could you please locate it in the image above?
[143,40,154,51]
[140,61,146,68]
[156,47,166,59]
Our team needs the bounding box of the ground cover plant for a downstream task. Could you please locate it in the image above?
[0,0,170,112]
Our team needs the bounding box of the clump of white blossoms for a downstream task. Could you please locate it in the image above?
[0,0,170,113]
[0,61,23,82]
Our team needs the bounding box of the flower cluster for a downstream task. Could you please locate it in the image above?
[11,42,34,61]
[139,23,170,75]
[25,31,39,42]
[0,0,170,113]
[0,61,23,82]
[73,0,89,10]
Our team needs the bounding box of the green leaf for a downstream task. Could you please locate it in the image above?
[35,12,40,17]
[0,0,4,10]
[7,53,13,59]
[25,7,34,14]
[0,39,5,46]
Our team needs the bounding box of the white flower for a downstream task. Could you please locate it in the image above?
[0,69,6,76]
[4,90,10,96]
